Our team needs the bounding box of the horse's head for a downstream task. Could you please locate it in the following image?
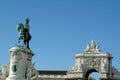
[17,23,24,31]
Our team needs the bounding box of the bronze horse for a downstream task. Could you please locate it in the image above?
[17,18,31,49]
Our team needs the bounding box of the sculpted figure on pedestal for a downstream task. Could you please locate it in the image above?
[1,63,9,80]
[26,63,38,80]
[90,40,96,49]
[85,40,101,52]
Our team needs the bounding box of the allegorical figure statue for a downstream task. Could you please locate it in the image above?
[26,63,38,80]
[17,18,32,49]
[1,63,9,80]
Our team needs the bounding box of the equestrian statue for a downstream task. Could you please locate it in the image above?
[17,18,32,49]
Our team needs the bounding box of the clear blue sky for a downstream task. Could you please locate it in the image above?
[0,0,120,79]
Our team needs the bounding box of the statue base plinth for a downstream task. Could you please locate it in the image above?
[7,45,34,80]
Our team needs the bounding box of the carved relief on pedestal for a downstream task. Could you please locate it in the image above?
[11,51,22,62]
[10,51,22,73]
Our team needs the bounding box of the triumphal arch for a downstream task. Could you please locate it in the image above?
[67,40,113,80]
[39,40,120,80]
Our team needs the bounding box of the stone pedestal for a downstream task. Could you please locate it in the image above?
[6,45,34,80]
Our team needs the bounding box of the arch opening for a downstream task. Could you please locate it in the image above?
[85,69,100,80]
